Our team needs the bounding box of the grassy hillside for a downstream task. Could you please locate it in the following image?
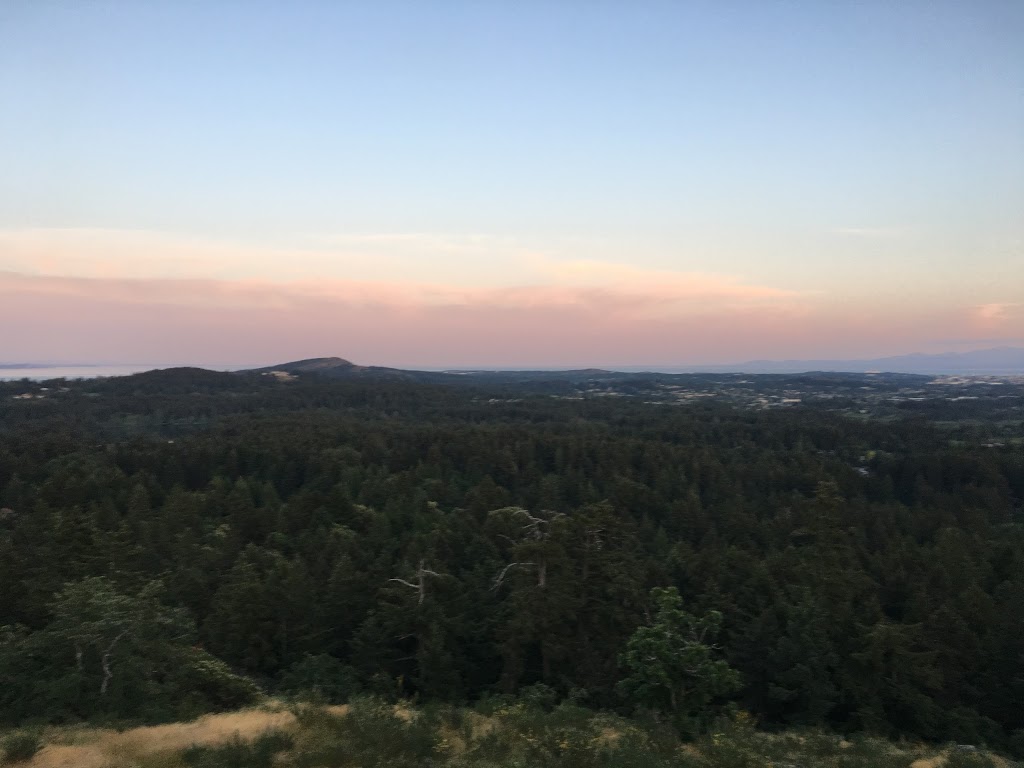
[2,698,1015,768]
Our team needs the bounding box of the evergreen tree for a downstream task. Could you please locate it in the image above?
[619,587,740,731]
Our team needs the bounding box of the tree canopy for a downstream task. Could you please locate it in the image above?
[0,369,1022,754]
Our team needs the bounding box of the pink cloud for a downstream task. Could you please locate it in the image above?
[970,302,1022,330]
[1,270,1012,367]
[3,268,804,316]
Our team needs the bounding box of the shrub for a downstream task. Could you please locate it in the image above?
[181,730,293,768]
[517,683,558,712]
[172,650,263,711]
[290,697,438,768]
[944,747,996,768]
[1,730,42,763]
[278,654,361,704]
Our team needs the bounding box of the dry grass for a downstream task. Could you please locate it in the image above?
[6,703,1014,768]
[19,703,350,768]
[911,751,1016,768]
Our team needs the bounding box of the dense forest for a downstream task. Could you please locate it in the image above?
[0,368,1022,756]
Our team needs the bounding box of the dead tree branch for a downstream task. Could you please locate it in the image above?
[491,561,535,591]
[388,559,442,605]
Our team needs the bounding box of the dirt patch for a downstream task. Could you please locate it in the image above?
[29,744,109,768]
[677,743,703,759]
[391,703,415,722]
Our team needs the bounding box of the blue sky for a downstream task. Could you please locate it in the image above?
[0,1,1021,365]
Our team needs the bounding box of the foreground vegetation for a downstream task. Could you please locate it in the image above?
[1,369,1022,756]
[2,697,1015,768]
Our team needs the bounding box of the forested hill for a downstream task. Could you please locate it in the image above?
[0,367,1022,755]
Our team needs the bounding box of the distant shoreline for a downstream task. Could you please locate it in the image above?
[2,346,1023,379]
[0,364,241,381]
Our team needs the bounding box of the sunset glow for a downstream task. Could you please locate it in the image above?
[1,3,1021,367]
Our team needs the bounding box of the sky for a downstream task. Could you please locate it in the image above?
[1,0,1022,367]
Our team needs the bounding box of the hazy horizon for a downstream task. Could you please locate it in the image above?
[2,2,1021,365]
[3,344,1023,380]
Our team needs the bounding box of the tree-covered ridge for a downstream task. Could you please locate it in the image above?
[0,369,1021,755]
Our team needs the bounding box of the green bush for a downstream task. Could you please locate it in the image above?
[181,730,293,768]
[172,650,263,711]
[517,683,558,712]
[160,702,1010,768]
[944,747,996,768]
[291,697,438,768]
[1,730,42,764]
[456,700,668,768]
[600,732,694,768]
[278,654,361,704]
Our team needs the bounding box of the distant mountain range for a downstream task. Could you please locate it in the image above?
[5,346,1022,380]
[248,347,1024,379]
[681,346,1024,375]
[247,357,618,384]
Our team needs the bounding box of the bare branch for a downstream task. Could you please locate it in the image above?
[488,506,530,519]
[492,561,535,591]
[389,561,444,605]
[387,578,419,590]
[491,507,567,541]
[99,630,128,696]
[513,509,544,525]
